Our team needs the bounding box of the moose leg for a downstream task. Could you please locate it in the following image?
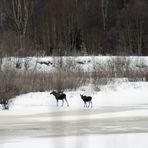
[91,101,93,108]
[86,102,88,108]
[65,98,69,107]
[62,100,64,107]
[88,102,90,108]
[84,102,86,107]
[57,100,58,107]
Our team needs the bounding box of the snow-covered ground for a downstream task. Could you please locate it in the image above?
[5,79,148,112]
[0,80,148,148]
[1,134,148,148]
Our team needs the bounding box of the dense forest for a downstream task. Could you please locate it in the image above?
[0,0,148,56]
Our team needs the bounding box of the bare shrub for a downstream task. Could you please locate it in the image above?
[128,58,148,81]
[91,57,148,85]
[107,57,131,78]
[0,57,2,72]
[0,71,19,109]
[145,71,148,81]
[91,57,115,86]
[50,64,89,91]
[0,67,89,109]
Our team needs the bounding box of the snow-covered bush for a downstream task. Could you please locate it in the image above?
[106,57,131,78]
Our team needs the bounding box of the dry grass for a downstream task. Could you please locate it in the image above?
[0,69,90,105]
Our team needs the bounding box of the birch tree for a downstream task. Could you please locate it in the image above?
[11,0,33,50]
[101,0,110,31]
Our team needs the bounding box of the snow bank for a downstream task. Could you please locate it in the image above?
[1,56,148,73]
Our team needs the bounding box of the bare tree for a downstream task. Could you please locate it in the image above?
[101,0,110,31]
[0,0,148,56]
[11,0,33,50]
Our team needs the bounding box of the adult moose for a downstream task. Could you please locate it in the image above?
[50,90,69,107]
[80,94,93,108]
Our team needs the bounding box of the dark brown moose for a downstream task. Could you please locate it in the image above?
[80,94,93,108]
[50,90,69,107]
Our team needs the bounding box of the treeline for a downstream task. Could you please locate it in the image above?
[0,0,148,56]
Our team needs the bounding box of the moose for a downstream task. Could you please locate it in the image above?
[50,90,69,107]
[80,94,93,108]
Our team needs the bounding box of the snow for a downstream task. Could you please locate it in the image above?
[4,80,148,114]
[0,104,3,111]
[1,134,148,148]
[23,109,148,123]
[0,81,148,148]
[1,56,148,73]
[1,56,148,147]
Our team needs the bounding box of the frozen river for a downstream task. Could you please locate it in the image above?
[0,105,148,144]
